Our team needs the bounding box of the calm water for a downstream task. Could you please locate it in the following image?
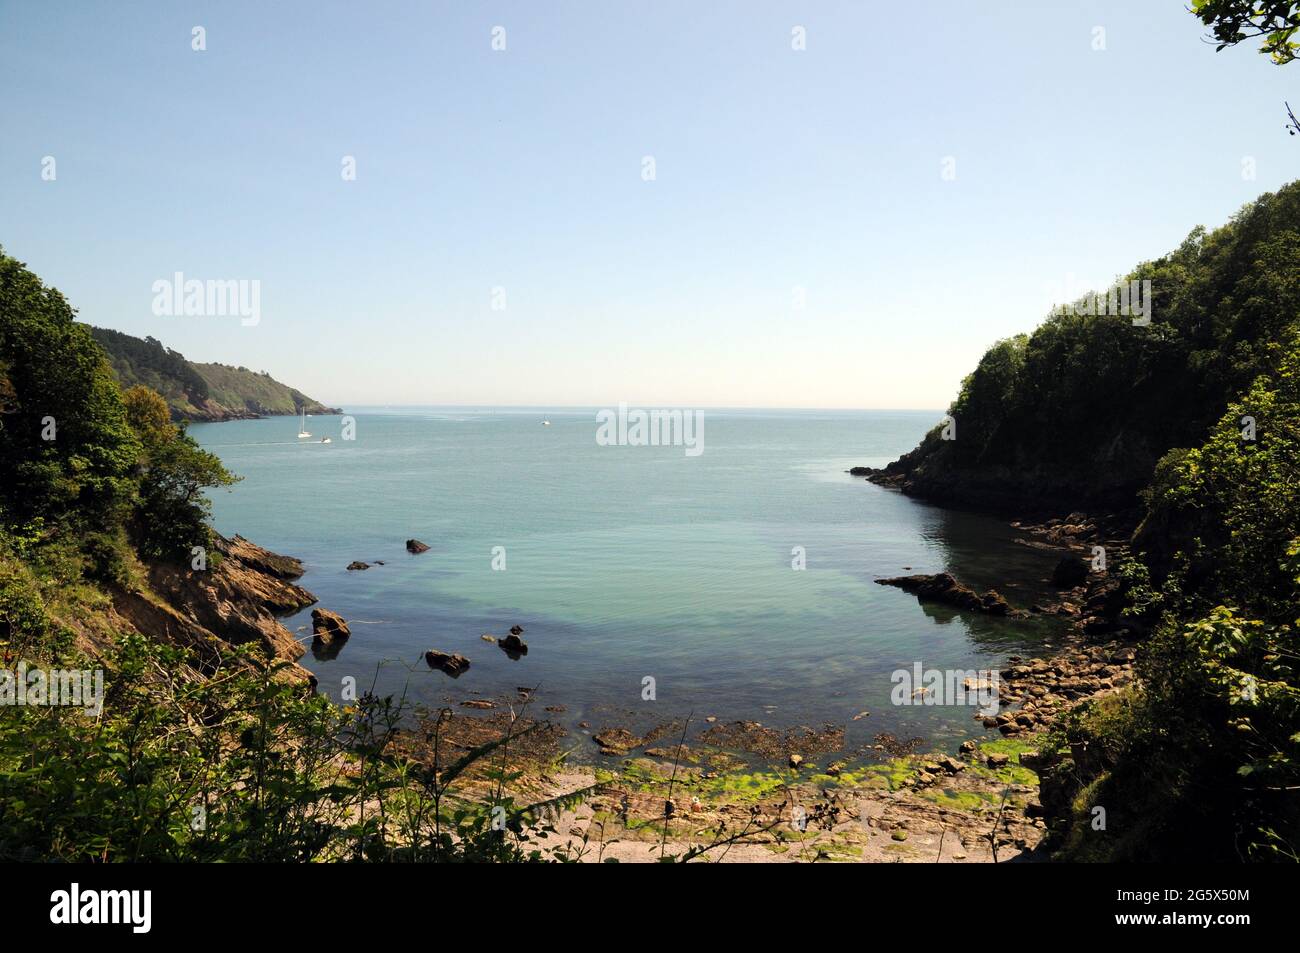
[193,409,1067,756]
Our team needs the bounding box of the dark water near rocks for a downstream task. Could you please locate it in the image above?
[193,409,1069,757]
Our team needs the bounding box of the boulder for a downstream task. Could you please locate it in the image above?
[346,561,369,571]
[311,608,350,643]
[405,539,430,554]
[424,650,470,676]
[499,633,528,656]
[509,624,524,636]
[1050,555,1089,588]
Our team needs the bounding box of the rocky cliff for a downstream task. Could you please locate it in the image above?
[100,534,316,684]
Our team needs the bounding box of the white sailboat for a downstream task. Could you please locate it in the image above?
[297,407,312,439]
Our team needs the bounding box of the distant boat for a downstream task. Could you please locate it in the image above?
[320,437,332,444]
[542,419,551,426]
[298,407,312,439]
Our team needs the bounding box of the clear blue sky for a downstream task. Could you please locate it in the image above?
[1,1,1295,409]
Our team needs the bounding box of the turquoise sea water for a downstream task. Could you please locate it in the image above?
[193,409,1068,756]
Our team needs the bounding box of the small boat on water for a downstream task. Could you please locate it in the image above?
[320,437,332,444]
[297,407,312,439]
[542,419,551,426]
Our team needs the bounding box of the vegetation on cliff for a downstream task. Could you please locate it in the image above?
[89,325,339,422]
[876,183,1300,511]
[875,186,1300,860]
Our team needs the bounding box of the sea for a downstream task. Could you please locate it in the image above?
[193,408,1068,758]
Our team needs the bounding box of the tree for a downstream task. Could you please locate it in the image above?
[0,248,140,534]
[122,385,238,562]
[1193,0,1300,64]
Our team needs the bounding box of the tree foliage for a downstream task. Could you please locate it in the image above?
[1192,0,1300,64]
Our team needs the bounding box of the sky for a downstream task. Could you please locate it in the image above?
[1,1,1296,410]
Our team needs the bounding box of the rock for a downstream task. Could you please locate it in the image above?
[1050,555,1089,588]
[131,533,317,682]
[592,728,640,753]
[311,608,350,643]
[826,761,844,777]
[346,561,369,571]
[959,739,978,755]
[986,753,1010,767]
[875,572,1026,618]
[424,650,470,676]
[480,633,497,642]
[1083,616,1122,635]
[224,534,306,580]
[644,746,682,758]
[937,755,966,773]
[460,699,495,710]
[498,633,528,656]
[848,466,871,476]
[509,624,524,636]
[980,591,1014,615]
[788,754,804,769]
[891,830,909,842]
[405,539,430,554]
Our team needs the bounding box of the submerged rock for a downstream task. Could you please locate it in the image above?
[346,561,370,571]
[592,728,640,754]
[405,539,430,554]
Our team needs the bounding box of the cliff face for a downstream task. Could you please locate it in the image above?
[865,428,1156,516]
[102,534,316,683]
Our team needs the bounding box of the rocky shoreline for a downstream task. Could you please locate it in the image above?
[183,404,343,424]
[373,504,1142,862]
[144,505,1136,861]
[94,533,320,684]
